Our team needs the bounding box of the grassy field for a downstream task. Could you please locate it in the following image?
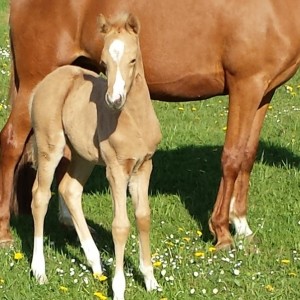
[1,2,300,299]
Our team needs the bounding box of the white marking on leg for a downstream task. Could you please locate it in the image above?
[108,39,126,102]
[112,271,126,300]
[31,237,48,284]
[81,239,102,274]
[230,197,253,237]
[139,259,159,291]
[232,216,253,237]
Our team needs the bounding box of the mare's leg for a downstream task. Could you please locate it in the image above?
[0,85,32,246]
[58,155,102,275]
[229,91,274,238]
[106,164,130,300]
[31,133,66,283]
[128,159,159,291]
[209,76,267,250]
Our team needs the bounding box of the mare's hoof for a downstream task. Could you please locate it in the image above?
[243,234,261,254]
[215,240,233,251]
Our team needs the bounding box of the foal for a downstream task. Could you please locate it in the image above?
[29,14,161,299]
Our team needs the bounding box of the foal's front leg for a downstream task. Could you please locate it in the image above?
[106,164,130,300]
[128,159,159,291]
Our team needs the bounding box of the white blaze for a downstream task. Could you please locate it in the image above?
[108,39,126,101]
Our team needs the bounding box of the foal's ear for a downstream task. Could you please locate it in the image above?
[125,13,140,34]
[98,14,111,34]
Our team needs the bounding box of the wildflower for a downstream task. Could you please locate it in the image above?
[289,272,297,277]
[233,269,240,276]
[178,227,184,232]
[265,284,274,292]
[178,107,184,111]
[153,261,162,267]
[196,230,202,237]
[268,105,273,110]
[191,107,197,111]
[59,286,68,292]
[194,251,205,257]
[94,292,108,300]
[14,252,24,260]
[286,85,293,92]
[208,247,216,252]
[212,288,218,294]
[222,126,227,131]
[183,237,190,242]
[281,259,290,264]
[190,288,195,294]
[193,271,199,277]
[93,273,108,282]
[160,298,168,300]
[0,278,4,284]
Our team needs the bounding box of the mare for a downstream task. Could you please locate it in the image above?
[3,0,300,250]
[30,14,161,300]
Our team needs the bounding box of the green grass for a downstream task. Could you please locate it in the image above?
[1,2,300,299]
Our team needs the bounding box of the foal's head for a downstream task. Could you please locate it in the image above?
[99,13,141,110]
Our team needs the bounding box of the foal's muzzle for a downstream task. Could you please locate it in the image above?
[105,92,125,110]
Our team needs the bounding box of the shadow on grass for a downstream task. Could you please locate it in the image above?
[9,139,300,293]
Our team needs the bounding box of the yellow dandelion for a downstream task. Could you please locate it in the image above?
[208,246,216,252]
[165,241,174,247]
[265,284,274,292]
[286,85,293,92]
[196,230,202,237]
[153,261,162,267]
[94,292,108,300]
[14,252,24,260]
[0,278,4,284]
[178,107,184,111]
[194,251,205,257]
[183,237,190,242]
[281,259,290,264]
[160,298,168,300]
[59,286,68,292]
[289,272,297,277]
[222,126,227,131]
[268,105,273,110]
[191,107,197,111]
[93,273,108,282]
[178,227,184,232]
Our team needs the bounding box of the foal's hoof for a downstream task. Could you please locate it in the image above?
[0,238,14,248]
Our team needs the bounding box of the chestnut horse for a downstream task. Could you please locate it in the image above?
[30,14,161,299]
[3,0,300,250]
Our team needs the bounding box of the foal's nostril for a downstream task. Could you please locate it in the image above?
[114,95,123,107]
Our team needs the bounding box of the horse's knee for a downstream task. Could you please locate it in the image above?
[135,209,150,232]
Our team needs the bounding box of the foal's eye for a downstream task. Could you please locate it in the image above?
[130,59,136,65]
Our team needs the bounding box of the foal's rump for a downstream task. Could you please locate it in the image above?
[30,65,107,163]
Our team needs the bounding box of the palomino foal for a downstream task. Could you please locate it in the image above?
[30,14,161,299]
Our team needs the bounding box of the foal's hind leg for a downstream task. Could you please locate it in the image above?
[129,159,159,292]
[58,154,102,275]
[229,90,274,239]
[31,133,66,283]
